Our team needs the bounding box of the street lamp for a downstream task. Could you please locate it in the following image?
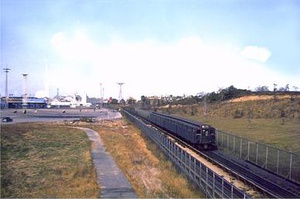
[99,83,102,109]
[3,68,10,109]
[22,73,28,108]
[99,83,104,109]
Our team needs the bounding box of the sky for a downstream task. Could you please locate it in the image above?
[1,0,300,100]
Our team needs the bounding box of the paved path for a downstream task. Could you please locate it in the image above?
[78,127,137,198]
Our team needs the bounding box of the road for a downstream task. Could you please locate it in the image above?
[0,108,122,124]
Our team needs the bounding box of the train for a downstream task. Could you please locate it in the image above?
[133,108,216,150]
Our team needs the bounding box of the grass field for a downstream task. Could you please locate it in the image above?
[1,123,98,198]
[162,98,300,153]
[195,116,300,152]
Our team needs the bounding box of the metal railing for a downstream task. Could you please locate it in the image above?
[123,110,249,198]
[216,130,300,184]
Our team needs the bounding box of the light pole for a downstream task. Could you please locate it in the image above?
[99,83,103,109]
[22,73,28,108]
[3,68,10,109]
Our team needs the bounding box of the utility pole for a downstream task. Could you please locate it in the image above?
[99,83,103,109]
[3,68,10,109]
[117,82,124,103]
[22,73,28,108]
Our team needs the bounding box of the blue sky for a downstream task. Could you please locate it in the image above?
[1,0,299,100]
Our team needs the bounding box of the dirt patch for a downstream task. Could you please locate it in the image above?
[228,94,299,102]
[130,167,162,194]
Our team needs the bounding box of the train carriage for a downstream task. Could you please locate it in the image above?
[149,112,216,149]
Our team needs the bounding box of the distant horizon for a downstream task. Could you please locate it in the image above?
[1,84,299,101]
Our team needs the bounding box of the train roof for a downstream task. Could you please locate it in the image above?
[150,111,211,127]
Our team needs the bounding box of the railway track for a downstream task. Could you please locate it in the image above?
[199,150,300,198]
[124,108,300,198]
[159,125,300,198]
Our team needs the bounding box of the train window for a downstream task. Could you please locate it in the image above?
[189,126,193,133]
[202,129,207,136]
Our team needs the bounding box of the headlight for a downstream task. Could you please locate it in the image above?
[202,125,210,129]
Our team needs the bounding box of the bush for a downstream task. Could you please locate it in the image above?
[233,109,243,118]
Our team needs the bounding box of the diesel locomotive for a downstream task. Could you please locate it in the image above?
[149,112,216,150]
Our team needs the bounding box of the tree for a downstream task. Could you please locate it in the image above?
[206,92,219,103]
[127,97,136,105]
[273,83,277,92]
[111,98,118,104]
[285,84,289,91]
[141,95,149,107]
[255,86,269,92]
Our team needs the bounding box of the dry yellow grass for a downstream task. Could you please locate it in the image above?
[228,94,300,102]
[91,119,205,198]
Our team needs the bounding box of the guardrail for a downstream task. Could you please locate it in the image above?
[216,130,300,184]
[123,110,249,198]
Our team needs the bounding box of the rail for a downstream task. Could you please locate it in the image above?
[201,151,299,198]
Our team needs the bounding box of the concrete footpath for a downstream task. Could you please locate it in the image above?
[78,127,137,198]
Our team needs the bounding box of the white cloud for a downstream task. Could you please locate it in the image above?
[48,34,298,99]
[50,29,98,62]
[240,46,272,62]
[50,32,65,48]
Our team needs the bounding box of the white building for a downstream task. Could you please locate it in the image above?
[49,93,91,108]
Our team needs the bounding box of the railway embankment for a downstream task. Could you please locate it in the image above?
[123,109,251,198]
[125,107,300,198]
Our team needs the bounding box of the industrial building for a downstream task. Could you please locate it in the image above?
[0,93,92,109]
[0,97,47,109]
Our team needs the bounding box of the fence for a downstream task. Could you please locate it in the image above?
[216,130,300,184]
[123,110,249,198]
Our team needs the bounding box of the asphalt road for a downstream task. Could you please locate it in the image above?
[0,108,122,124]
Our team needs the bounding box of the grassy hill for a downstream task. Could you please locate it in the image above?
[158,94,300,152]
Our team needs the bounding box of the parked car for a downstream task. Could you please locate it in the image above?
[2,117,13,122]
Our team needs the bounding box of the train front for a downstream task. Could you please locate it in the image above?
[199,125,217,149]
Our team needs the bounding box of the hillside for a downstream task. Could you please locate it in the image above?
[161,93,300,119]
[158,94,300,152]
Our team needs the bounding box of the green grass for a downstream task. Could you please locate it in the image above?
[163,98,300,153]
[189,116,300,152]
[1,123,98,198]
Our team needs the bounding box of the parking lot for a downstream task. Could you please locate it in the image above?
[0,108,121,124]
